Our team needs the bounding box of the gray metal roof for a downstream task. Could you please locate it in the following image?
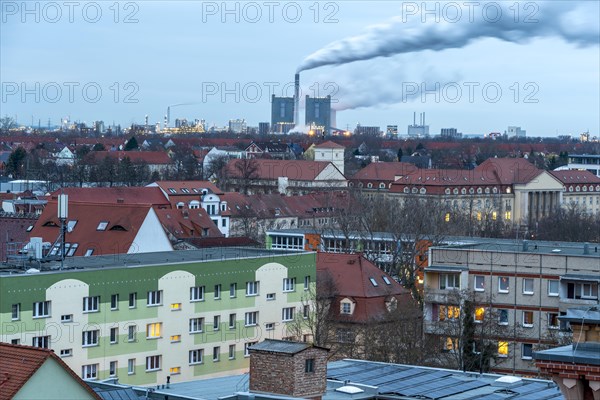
[327,360,563,400]
[534,343,600,367]
[558,306,600,324]
[0,247,310,276]
[248,339,311,354]
[425,265,469,272]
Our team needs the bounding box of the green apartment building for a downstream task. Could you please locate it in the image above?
[0,248,315,386]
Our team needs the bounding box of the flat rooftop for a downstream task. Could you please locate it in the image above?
[266,229,600,258]
[433,240,600,258]
[0,247,310,276]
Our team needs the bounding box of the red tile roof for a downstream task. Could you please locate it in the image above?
[475,158,542,185]
[314,140,345,149]
[351,162,418,182]
[0,343,101,400]
[317,253,410,323]
[49,187,170,206]
[29,201,153,256]
[152,180,223,196]
[225,159,335,181]
[84,151,172,165]
[154,208,222,239]
[549,170,600,184]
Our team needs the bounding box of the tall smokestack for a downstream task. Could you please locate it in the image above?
[294,73,300,126]
[423,112,425,126]
[413,111,416,126]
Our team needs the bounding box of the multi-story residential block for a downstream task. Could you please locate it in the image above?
[0,248,316,386]
[549,170,600,214]
[423,240,600,376]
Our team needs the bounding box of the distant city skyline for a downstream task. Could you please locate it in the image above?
[1,1,599,136]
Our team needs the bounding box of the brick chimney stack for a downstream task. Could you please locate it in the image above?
[248,339,329,399]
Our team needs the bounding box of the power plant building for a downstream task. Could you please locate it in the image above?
[305,95,332,136]
[271,95,295,134]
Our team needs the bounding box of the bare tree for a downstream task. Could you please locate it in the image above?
[233,158,259,195]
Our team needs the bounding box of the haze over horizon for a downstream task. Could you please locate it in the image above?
[1,1,599,136]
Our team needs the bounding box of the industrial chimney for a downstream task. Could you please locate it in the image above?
[294,73,300,126]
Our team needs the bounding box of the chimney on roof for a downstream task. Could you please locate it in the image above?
[522,240,529,252]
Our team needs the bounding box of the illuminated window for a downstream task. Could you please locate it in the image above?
[498,276,509,293]
[439,305,460,321]
[504,211,511,220]
[476,212,482,221]
[171,303,181,311]
[492,211,497,220]
[444,337,458,353]
[146,323,162,338]
[474,307,485,322]
[170,335,181,342]
[445,213,450,222]
[498,341,509,357]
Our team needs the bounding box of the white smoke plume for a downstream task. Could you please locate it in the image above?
[297,1,599,72]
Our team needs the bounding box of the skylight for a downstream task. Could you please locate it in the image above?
[97,221,109,231]
[382,276,391,285]
[369,277,378,287]
[168,188,176,193]
[67,220,77,232]
[181,188,190,193]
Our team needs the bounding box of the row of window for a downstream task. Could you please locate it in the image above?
[444,338,535,360]
[27,308,307,350]
[435,304,561,329]
[14,278,311,320]
[473,276,559,296]
[80,344,257,380]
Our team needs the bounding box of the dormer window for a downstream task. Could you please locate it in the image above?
[177,202,185,209]
[181,188,190,194]
[109,225,127,231]
[97,221,108,231]
[340,298,354,315]
[43,221,59,227]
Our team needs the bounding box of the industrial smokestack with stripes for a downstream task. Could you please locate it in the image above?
[294,73,300,126]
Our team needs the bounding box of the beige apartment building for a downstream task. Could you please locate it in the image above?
[423,239,600,376]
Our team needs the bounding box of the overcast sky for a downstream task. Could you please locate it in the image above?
[1,1,599,136]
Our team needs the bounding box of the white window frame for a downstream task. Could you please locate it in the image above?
[245,311,258,326]
[146,323,162,339]
[83,296,100,313]
[189,349,204,365]
[282,307,295,322]
[548,280,559,296]
[244,342,257,357]
[110,327,119,344]
[474,275,485,292]
[128,325,137,342]
[213,346,220,362]
[246,281,259,296]
[32,335,50,348]
[147,290,162,306]
[304,276,310,290]
[11,303,20,320]
[341,302,352,314]
[145,355,161,372]
[82,330,99,347]
[498,276,510,293]
[522,278,534,295]
[190,286,205,302]
[189,317,204,333]
[60,348,72,357]
[522,311,534,328]
[110,294,119,310]
[214,284,221,299]
[522,343,533,360]
[229,283,237,298]
[439,274,460,290]
[283,278,296,292]
[129,292,137,308]
[229,313,236,329]
[128,358,136,375]
[109,361,118,377]
[229,344,236,360]
[213,315,220,331]
[33,301,50,318]
[82,364,98,380]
